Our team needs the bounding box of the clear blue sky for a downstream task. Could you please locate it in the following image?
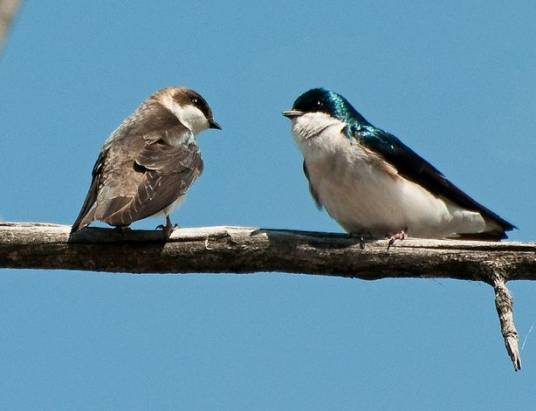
[1,1,535,409]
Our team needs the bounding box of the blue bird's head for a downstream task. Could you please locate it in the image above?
[283,88,370,126]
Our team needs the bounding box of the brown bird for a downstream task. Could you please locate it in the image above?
[71,87,221,236]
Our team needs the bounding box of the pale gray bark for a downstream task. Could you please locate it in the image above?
[1,221,534,370]
[0,0,21,53]
[493,275,521,371]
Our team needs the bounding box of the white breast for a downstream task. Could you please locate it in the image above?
[290,113,488,238]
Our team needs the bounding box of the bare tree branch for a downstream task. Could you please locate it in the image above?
[492,274,521,371]
[1,221,534,370]
[0,0,21,53]
[0,222,534,278]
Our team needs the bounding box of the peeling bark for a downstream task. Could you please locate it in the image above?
[492,274,522,371]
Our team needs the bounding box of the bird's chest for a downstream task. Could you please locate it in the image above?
[303,137,455,236]
[303,133,388,198]
[302,133,410,234]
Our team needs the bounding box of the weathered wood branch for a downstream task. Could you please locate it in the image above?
[492,275,521,371]
[0,222,535,279]
[0,0,21,53]
[1,221,535,370]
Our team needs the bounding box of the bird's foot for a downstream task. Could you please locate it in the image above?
[387,229,407,250]
[155,216,179,239]
[349,231,373,249]
[155,224,178,238]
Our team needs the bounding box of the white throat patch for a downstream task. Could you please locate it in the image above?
[161,94,209,135]
[290,112,343,142]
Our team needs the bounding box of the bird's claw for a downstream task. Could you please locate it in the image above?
[387,230,407,250]
[155,223,179,230]
[155,221,179,239]
[349,231,372,249]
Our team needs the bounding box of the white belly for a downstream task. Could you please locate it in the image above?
[298,124,487,238]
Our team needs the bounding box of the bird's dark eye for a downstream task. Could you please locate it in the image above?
[317,100,323,107]
[192,97,199,105]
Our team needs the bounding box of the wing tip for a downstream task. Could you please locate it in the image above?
[70,221,89,234]
[71,208,95,234]
[494,217,517,240]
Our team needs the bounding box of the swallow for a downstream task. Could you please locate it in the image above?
[71,87,221,237]
[284,88,514,245]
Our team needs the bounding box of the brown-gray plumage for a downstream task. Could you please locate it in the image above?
[71,87,221,235]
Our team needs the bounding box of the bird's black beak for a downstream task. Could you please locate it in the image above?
[282,110,304,119]
[209,119,222,130]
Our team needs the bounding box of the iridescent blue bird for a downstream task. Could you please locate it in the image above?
[283,88,514,244]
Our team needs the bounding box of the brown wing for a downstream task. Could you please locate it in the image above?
[101,140,203,225]
[71,99,201,232]
[71,149,108,232]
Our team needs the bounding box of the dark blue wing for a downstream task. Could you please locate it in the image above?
[352,124,515,234]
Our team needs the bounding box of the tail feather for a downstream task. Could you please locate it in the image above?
[71,177,100,233]
[71,205,96,233]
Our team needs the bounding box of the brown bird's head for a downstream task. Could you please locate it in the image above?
[154,87,221,134]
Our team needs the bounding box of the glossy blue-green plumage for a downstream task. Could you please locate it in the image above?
[291,88,515,235]
[293,88,370,132]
